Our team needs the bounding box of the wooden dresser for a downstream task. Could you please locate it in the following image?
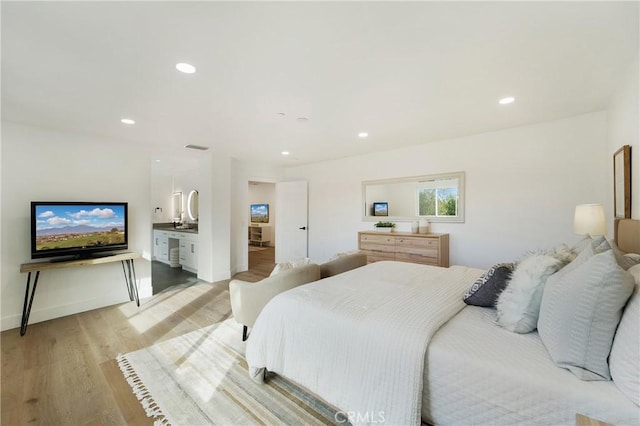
[358,231,450,267]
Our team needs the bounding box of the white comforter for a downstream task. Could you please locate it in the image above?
[246,261,483,425]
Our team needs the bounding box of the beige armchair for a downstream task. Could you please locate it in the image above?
[230,253,368,341]
[229,263,321,341]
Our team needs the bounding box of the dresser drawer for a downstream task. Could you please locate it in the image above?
[359,233,396,253]
[395,236,439,249]
[395,252,438,265]
[362,251,396,263]
[359,233,395,246]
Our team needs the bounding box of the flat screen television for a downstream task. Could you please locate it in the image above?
[373,202,389,216]
[250,203,269,223]
[31,201,128,260]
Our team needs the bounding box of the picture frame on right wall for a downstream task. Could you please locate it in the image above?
[613,145,631,218]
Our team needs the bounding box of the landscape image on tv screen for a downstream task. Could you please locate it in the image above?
[250,203,269,223]
[34,204,126,252]
[373,202,388,216]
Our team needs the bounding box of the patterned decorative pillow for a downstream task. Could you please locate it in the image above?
[464,263,514,307]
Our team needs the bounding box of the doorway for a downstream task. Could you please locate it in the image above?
[248,181,276,275]
[150,150,203,294]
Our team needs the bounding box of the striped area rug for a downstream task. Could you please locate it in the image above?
[117,318,340,425]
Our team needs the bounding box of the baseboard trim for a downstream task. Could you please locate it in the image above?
[1,294,130,332]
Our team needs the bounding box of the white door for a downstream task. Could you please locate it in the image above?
[275,181,308,263]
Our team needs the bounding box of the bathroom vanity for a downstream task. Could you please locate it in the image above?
[153,226,198,273]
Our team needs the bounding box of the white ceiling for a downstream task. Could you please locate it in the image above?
[2,1,638,167]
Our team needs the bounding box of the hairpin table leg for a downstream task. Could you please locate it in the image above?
[122,259,139,307]
[20,271,40,336]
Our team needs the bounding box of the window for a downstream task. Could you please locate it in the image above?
[417,177,459,218]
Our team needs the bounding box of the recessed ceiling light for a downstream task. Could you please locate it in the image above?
[498,96,515,105]
[121,118,135,125]
[358,132,369,138]
[296,117,308,122]
[277,112,286,116]
[176,63,196,74]
[281,151,290,156]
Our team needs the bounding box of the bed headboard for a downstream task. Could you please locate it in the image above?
[615,218,640,254]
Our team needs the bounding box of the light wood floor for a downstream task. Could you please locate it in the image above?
[1,247,275,425]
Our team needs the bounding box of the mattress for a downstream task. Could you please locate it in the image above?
[422,306,639,425]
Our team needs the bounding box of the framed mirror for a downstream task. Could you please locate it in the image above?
[362,171,465,222]
[613,145,631,219]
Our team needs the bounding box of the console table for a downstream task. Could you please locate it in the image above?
[19,252,141,336]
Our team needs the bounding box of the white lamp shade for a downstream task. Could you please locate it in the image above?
[573,204,606,236]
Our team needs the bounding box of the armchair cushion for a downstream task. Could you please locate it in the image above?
[229,263,320,328]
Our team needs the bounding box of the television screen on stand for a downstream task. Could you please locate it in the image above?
[250,203,269,224]
[31,201,128,260]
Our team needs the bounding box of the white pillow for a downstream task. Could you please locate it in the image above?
[571,236,592,254]
[270,257,311,276]
[538,250,635,381]
[496,254,561,333]
[609,281,640,405]
[626,253,640,262]
[611,242,640,270]
[628,263,640,284]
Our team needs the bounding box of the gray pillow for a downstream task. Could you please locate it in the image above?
[538,250,635,381]
[609,280,639,405]
[464,263,514,307]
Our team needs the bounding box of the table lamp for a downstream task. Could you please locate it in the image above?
[573,204,606,237]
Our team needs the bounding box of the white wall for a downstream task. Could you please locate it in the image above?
[1,122,153,331]
[607,56,639,222]
[193,152,232,283]
[249,182,276,246]
[150,172,173,223]
[283,112,608,269]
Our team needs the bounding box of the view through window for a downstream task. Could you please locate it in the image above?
[417,177,459,217]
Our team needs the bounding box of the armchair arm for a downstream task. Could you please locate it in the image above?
[229,263,320,327]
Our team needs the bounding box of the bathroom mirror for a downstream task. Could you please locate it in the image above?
[172,191,182,221]
[187,189,199,221]
[362,171,465,223]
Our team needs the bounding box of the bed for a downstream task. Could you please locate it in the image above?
[246,219,640,425]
